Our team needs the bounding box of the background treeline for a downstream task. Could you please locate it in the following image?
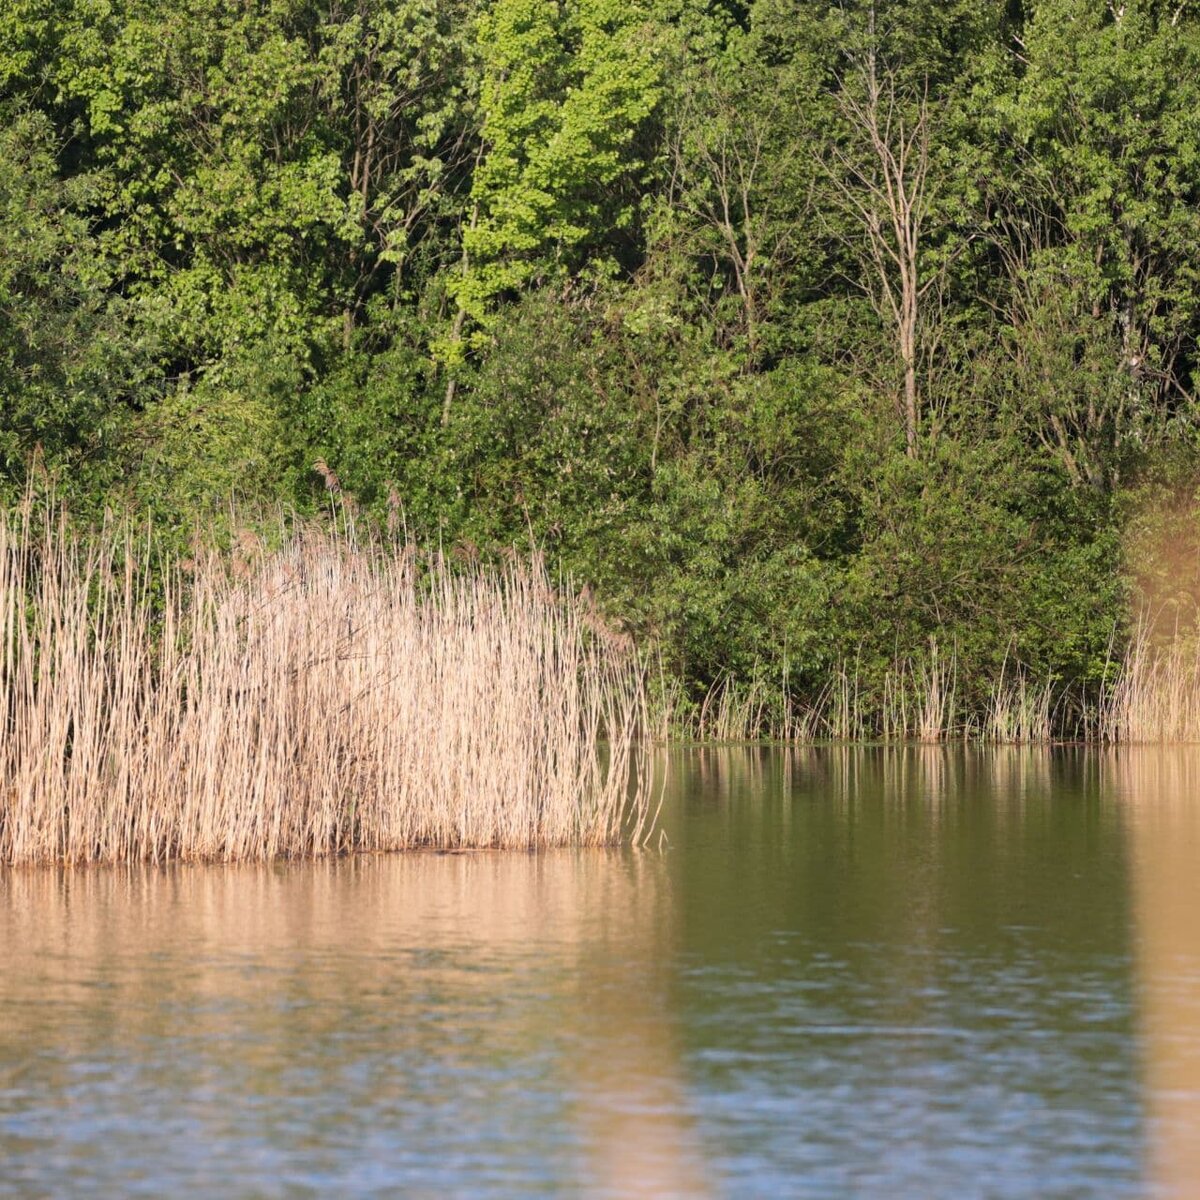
[4,0,1200,731]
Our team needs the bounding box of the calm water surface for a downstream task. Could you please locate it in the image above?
[3,747,1200,1197]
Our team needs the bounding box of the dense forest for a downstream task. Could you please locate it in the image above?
[4,0,1200,729]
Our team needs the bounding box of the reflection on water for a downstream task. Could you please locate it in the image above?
[1,747,1199,1196]
[1116,750,1200,1198]
[0,851,704,1197]
[666,747,1138,1197]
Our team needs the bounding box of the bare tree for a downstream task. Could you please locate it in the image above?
[665,63,811,368]
[824,59,941,459]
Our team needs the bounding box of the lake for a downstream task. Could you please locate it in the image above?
[3,746,1200,1197]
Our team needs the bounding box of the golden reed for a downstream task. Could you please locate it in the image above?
[0,502,653,864]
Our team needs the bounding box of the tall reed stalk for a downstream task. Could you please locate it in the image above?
[657,671,823,743]
[1100,618,1200,743]
[879,639,956,742]
[981,655,1054,744]
[0,503,652,864]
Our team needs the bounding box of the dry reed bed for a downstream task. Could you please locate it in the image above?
[1100,626,1200,744]
[0,506,653,865]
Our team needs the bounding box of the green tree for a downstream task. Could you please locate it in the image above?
[31,0,480,512]
[436,0,662,415]
[974,0,1200,489]
[0,106,148,492]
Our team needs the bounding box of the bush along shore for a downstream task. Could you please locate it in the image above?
[0,499,654,865]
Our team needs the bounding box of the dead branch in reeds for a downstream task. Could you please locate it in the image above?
[0,501,653,864]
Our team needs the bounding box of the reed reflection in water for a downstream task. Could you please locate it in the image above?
[0,851,709,1197]
[1116,749,1200,1198]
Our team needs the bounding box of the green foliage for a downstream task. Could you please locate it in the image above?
[0,105,150,494]
[968,0,1200,486]
[3,0,1198,731]
[457,0,662,319]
